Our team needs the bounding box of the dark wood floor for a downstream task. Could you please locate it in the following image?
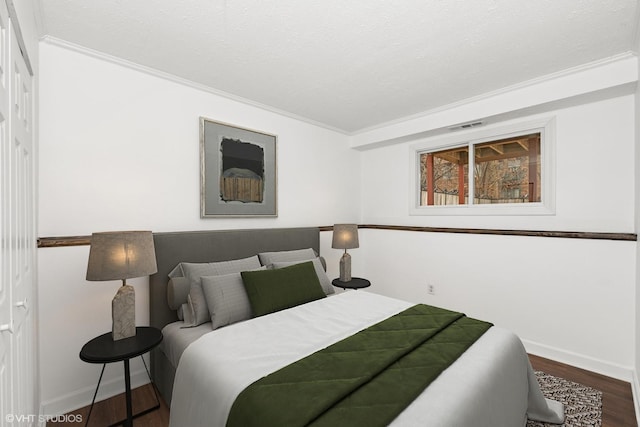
[47,383,170,427]
[49,355,636,426]
[529,354,637,427]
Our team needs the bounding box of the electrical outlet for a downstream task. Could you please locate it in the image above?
[427,284,435,295]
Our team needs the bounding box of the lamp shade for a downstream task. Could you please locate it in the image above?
[331,224,359,250]
[86,231,157,281]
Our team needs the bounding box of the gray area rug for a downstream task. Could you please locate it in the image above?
[527,370,602,427]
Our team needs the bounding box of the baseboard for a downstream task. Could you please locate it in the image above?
[39,368,150,419]
[631,370,640,427]
[522,338,634,382]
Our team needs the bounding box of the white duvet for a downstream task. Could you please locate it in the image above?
[170,291,563,427]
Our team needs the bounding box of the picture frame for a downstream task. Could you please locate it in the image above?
[200,117,277,217]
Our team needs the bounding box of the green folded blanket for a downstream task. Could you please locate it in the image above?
[227,304,492,427]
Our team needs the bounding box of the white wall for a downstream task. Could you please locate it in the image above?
[36,31,639,417]
[361,96,635,232]
[359,93,637,379]
[37,41,360,414]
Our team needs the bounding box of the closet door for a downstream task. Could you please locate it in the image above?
[9,10,35,423]
[1,1,36,423]
[0,0,14,421]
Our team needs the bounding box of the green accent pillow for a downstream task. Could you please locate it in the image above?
[241,261,326,317]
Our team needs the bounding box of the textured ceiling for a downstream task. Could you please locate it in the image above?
[37,0,639,133]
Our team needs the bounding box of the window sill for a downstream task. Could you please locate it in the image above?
[409,202,555,216]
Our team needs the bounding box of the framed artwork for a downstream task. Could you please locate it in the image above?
[200,117,277,217]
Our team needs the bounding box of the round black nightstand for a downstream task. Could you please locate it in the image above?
[332,277,371,290]
[80,326,163,427]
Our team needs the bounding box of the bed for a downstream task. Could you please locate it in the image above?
[149,227,564,427]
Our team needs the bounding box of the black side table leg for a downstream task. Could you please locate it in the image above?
[85,364,106,427]
[124,358,132,427]
[106,356,161,426]
[140,354,161,411]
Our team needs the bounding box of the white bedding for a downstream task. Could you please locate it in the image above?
[169,291,563,427]
[160,321,212,368]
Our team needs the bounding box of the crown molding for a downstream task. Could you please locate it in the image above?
[352,51,638,137]
[39,36,637,141]
[40,36,348,135]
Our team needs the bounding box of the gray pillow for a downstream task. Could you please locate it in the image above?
[178,256,262,327]
[271,258,334,295]
[178,255,262,279]
[201,267,266,329]
[167,277,190,310]
[181,302,194,326]
[258,248,317,266]
[186,285,209,326]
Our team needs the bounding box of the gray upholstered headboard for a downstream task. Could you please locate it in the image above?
[148,227,320,402]
[149,227,320,332]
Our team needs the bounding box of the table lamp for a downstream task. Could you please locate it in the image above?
[331,224,359,282]
[86,231,157,341]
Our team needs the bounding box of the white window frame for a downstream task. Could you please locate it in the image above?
[409,117,556,216]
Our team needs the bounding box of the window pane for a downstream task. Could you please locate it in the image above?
[419,147,468,206]
[473,132,541,204]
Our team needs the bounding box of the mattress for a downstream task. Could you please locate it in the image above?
[168,291,563,427]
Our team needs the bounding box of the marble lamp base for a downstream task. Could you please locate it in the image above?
[112,284,136,341]
[339,252,352,282]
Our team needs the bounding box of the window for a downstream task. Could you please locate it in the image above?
[410,118,554,215]
[420,146,468,206]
